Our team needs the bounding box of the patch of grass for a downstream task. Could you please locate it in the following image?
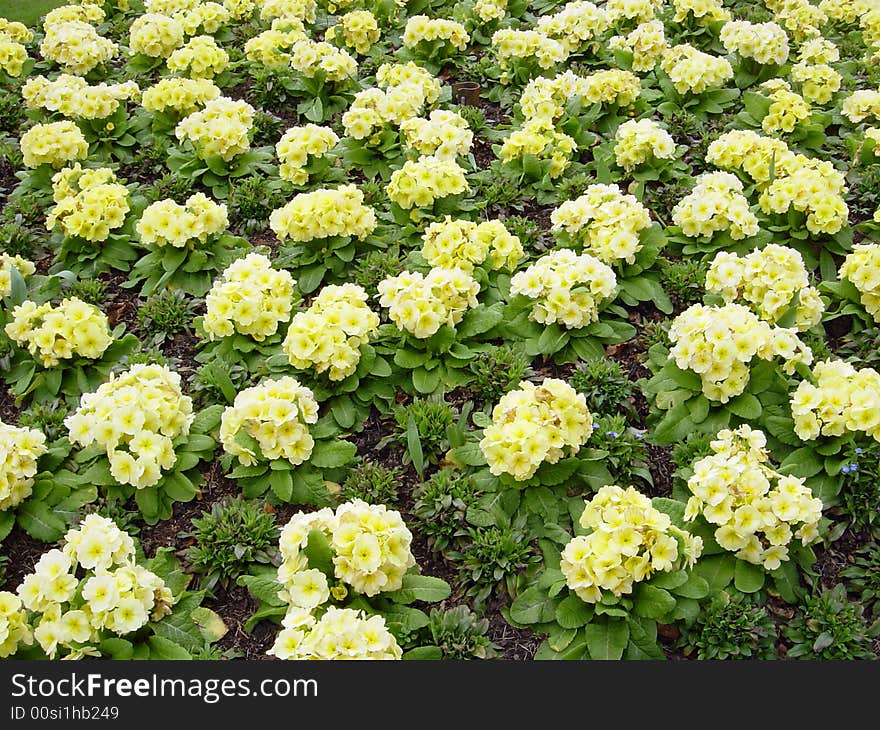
[0,0,65,26]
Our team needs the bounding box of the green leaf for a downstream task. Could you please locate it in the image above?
[734,559,765,593]
[81,460,118,486]
[331,398,357,429]
[555,594,594,629]
[309,439,357,469]
[191,607,228,643]
[163,471,197,502]
[673,573,710,600]
[402,646,443,660]
[99,638,134,660]
[304,529,335,578]
[770,559,802,603]
[626,616,664,660]
[0,511,15,542]
[269,470,294,502]
[17,501,67,542]
[457,303,504,338]
[386,574,451,605]
[412,366,441,394]
[727,393,762,419]
[147,635,192,660]
[692,554,736,591]
[406,415,425,477]
[633,585,676,619]
[135,487,160,519]
[583,618,629,660]
[508,586,558,624]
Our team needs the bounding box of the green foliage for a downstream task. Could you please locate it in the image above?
[501,215,542,249]
[837,440,880,534]
[423,604,500,659]
[413,468,481,554]
[184,496,279,592]
[448,517,540,606]
[78,496,142,537]
[841,542,880,617]
[190,358,252,406]
[340,459,401,505]
[65,279,109,307]
[251,111,285,147]
[144,171,193,204]
[587,414,653,487]
[468,344,532,404]
[17,399,69,441]
[391,397,456,465]
[228,174,287,233]
[570,358,636,417]
[452,104,488,134]
[136,290,196,344]
[783,583,878,659]
[0,214,43,258]
[658,257,708,307]
[678,591,777,659]
[352,247,405,298]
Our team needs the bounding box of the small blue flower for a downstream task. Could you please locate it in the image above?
[606,431,619,438]
[855,447,864,455]
[842,463,858,474]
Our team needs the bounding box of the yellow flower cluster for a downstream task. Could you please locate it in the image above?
[562,485,703,602]
[22,75,139,120]
[275,124,339,185]
[613,118,676,171]
[0,420,47,512]
[798,37,839,64]
[377,267,480,338]
[289,39,357,82]
[839,243,880,321]
[5,297,112,368]
[283,284,379,380]
[510,249,616,329]
[325,10,380,54]
[17,515,174,658]
[166,35,229,78]
[719,20,790,65]
[660,44,734,94]
[18,121,88,169]
[277,500,416,599]
[550,184,652,265]
[341,62,441,140]
[669,302,812,402]
[818,0,871,24]
[141,77,221,115]
[176,1,231,34]
[220,377,318,466]
[519,69,641,123]
[270,184,376,242]
[791,359,880,441]
[535,1,610,53]
[672,0,730,23]
[386,155,469,209]
[401,110,473,161]
[260,0,316,23]
[136,193,228,248]
[480,378,593,481]
[0,591,31,658]
[203,253,295,340]
[707,130,848,235]
[65,365,194,489]
[402,15,469,51]
[499,119,577,178]
[0,18,31,43]
[684,426,822,569]
[765,0,826,41]
[605,0,664,23]
[46,166,130,242]
[706,244,824,329]
[0,254,35,297]
[269,605,401,660]
[842,89,880,124]
[145,0,199,12]
[243,25,306,66]
[491,28,568,72]
[420,217,524,273]
[129,12,184,58]
[607,20,666,72]
[224,0,258,18]
[790,62,841,105]
[759,79,811,134]
[0,21,29,77]
[671,171,759,240]
[40,20,118,75]
[474,0,507,22]
[175,96,254,161]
